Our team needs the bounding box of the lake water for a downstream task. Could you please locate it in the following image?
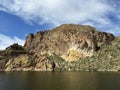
[0,72,120,90]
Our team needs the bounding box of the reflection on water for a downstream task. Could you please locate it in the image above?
[0,72,120,90]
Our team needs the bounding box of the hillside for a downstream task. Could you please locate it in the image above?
[0,24,120,71]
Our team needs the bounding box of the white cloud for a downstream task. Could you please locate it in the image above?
[0,34,24,50]
[0,0,120,35]
[0,0,112,24]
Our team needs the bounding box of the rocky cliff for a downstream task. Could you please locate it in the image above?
[1,24,120,71]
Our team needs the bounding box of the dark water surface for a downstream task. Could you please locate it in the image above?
[0,72,120,90]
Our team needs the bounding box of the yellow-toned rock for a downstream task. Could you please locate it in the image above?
[61,43,94,62]
[5,54,31,71]
[62,50,83,62]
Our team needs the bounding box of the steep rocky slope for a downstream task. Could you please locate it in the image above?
[0,24,119,71]
[24,24,114,61]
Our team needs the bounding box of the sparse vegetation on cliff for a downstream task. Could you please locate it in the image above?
[0,24,120,71]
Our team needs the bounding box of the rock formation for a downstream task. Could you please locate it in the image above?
[1,24,120,71]
[24,24,114,62]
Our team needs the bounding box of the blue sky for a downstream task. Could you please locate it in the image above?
[0,0,120,49]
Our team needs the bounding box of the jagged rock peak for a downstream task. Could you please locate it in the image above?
[24,24,115,61]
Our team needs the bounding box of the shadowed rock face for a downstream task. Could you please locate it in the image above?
[24,33,34,48]
[24,24,115,61]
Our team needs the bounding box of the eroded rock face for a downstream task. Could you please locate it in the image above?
[0,24,117,71]
[24,33,34,49]
[35,57,53,71]
[0,44,34,71]
[5,54,33,71]
[24,24,115,62]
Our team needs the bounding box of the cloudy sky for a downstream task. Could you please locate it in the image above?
[0,0,120,49]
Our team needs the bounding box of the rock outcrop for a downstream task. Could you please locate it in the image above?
[1,24,119,71]
[0,43,34,71]
[24,24,114,61]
